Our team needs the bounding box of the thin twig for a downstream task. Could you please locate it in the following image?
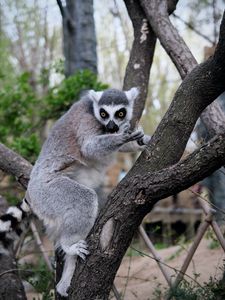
[0,269,33,278]
[15,225,30,258]
[30,221,53,272]
[130,246,203,289]
[189,189,225,216]
[173,13,215,45]
[121,250,132,299]
[56,0,65,17]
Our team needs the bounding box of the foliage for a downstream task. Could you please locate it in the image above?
[153,271,225,300]
[0,72,40,163]
[0,69,108,163]
[42,69,108,119]
[21,258,54,300]
[168,275,225,300]
[206,228,220,249]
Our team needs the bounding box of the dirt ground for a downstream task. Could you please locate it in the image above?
[112,238,224,300]
[26,237,224,300]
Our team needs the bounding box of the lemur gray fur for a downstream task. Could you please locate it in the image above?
[0,87,151,297]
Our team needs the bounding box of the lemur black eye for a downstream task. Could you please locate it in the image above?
[115,108,127,119]
[100,108,109,119]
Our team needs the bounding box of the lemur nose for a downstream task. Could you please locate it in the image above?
[106,120,119,133]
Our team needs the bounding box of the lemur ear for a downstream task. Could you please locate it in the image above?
[125,87,139,103]
[89,90,103,103]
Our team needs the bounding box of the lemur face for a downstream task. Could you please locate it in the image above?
[89,87,139,133]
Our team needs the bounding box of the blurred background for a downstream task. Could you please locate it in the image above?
[0,1,225,299]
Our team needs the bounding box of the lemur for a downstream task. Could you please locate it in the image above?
[0,88,151,297]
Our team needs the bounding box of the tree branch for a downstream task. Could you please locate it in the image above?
[123,0,156,128]
[140,0,197,78]
[123,0,178,128]
[1,9,225,300]
[56,0,65,18]
[56,0,75,32]
[0,134,225,300]
[173,13,215,45]
[71,136,225,299]
[0,164,28,300]
[70,13,225,299]
[129,134,225,203]
[130,11,225,175]
[140,0,225,138]
[0,143,32,188]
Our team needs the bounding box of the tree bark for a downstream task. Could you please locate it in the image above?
[1,6,225,300]
[69,13,225,300]
[0,245,27,300]
[57,0,97,76]
[0,144,31,300]
[0,135,225,299]
[0,143,32,188]
[70,136,225,300]
[123,0,156,128]
[140,0,225,135]
[131,12,225,175]
[123,0,178,129]
[140,0,196,78]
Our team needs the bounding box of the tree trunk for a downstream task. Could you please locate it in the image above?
[69,12,225,300]
[0,193,27,300]
[123,0,178,129]
[0,243,27,300]
[58,0,97,76]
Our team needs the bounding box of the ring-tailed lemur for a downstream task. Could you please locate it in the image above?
[0,87,151,297]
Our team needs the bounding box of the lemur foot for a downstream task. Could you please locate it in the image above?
[67,240,90,259]
[56,280,69,297]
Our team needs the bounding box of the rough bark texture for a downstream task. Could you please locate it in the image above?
[123,0,178,129]
[0,144,31,300]
[57,0,97,76]
[140,0,197,78]
[123,0,156,129]
[0,5,225,300]
[0,143,32,188]
[131,11,225,175]
[70,135,225,300]
[0,245,27,300]
[0,196,26,300]
[0,136,225,300]
[201,102,225,137]
[69,13,225,300]
[140,0,225,135]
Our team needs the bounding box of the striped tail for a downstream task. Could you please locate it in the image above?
[0,198,31,249]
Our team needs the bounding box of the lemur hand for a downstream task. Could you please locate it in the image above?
[120,124,144,143]
[137,133,151,146]
[132,126,151,146]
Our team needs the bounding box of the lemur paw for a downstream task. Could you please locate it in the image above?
[122,128,144,143]
[66,240,90,259]
[56,280,69,297]
[137,134,151,146]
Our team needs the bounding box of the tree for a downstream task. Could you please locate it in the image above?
[1,0,61,93]
[56,0,97,76]
[0,1,225,300]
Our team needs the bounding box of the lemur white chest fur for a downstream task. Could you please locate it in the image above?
[25,87,151,297]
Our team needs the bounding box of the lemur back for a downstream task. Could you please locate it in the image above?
[0,88,151,297]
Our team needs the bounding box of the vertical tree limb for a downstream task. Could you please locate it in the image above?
[56,0,97,76]
[123,0,157,128]
[140,0,225,136]
[70,14,225,300]
[123,0,178,128]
